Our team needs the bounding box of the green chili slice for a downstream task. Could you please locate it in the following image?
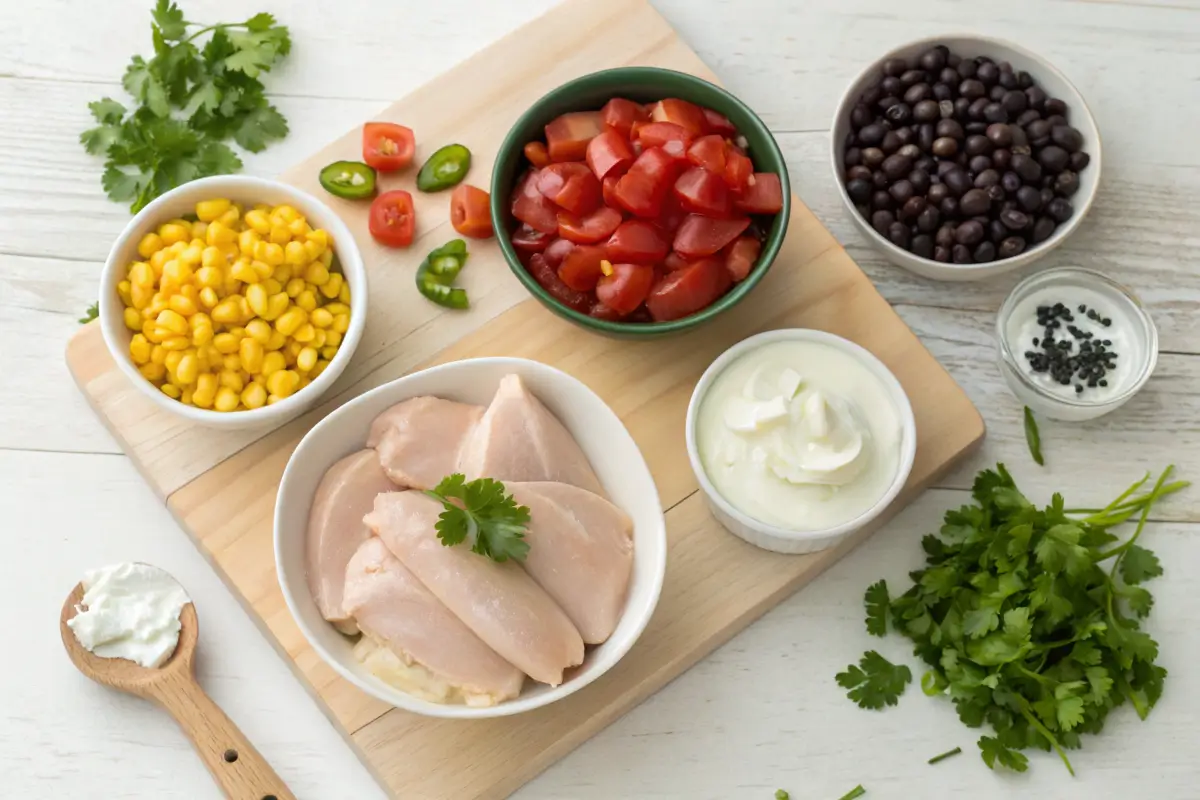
[415,239,470,309]
[416,144,471,192]
[318,160,377,199]
[417,278,470,309]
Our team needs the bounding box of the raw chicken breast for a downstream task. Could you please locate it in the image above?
[458,374,604,496]
[508,482,634,644]
[366,491,585,686]
[368,396,483,490]
[342,538,525,705]
[305,450,396,634]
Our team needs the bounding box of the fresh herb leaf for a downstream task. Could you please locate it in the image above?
[774,791,789,800]
[1120,544,1163,585]
[1023,406,1044,466]
[836,786,866,800]
[927,746,962,765]
[78,302,99,324]
[151,0,189,41]
[836,651,911,710]
[864,579,889,637]
[232,103,289,153]
[426,474,531,563]
[978,736,1029,773]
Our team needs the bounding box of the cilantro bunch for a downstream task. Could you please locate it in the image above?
[841,464,1186,775]
[81,0,290,212]
[426,474,532,563]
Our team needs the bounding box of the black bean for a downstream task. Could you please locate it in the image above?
[968,97,991,121]
[879,95,902,114]
[998,236,1027,259]
[1045,97,1068,117]
[970,155,994,175]
[1027,119,1053,146]
[928,183,951,205]
[886,103,913,124]
[883,57,908,78]
[1038,145,1070,174]
[957,58,978,79]
[860,84,883,107]
[986,184,1007,203]
[881,153,913,180]
[1000,69,1019,90]
[913,99,940,123]
[872,190,894,211]
[952,243,973,263]
[1000,208,1031,230]
[1011,153,1043,183]
[989,84,1008,102]
[874,170,890,189]
[847,164,873,182]
[872,209,895,233]
[940,196,960,218]
[909,169,932,195]
[895,128,917,146]
[1002,89,1028,115]
[933,83,954,102]
[960,78,987,100]
[973,240,997,262]
[850,104,874,129]
[844,147,862,168]
[964,135,992,157]
[881,131,903,154]
[890,179,915,204]
[983,102,1008,123]
[985,123,1013,148]
[1046,197,1074,223]
[989,219,1008,243]
[1041,186,1057,208]
[888,220,911,248]
[904,83,932,105]
[935,223,956,247]
[954,97,973,120]
[917,205,941,232]
[916,156,938,174]
[898,143,922,159]
[918,47,947,73]
[1069,151,1090,172]
[1009,126,1030,151]
[900,69,926,87]
[882,76,903,96]
[1014,109,1041,129]
[943,168,972,196]
[955,219,985,245]
[845,130,858,148]
[1016,185,1043,212]
[862,147,885,168]
[992,148,1012,170]
[976,61,1000,86]
[939,66,960,86]
[912,233,935,259]
[960,188,991,215]
[1044,114,1067,129]
[1017,70,1034,89]
[1054,171,1080,197]
[859,123,886,146]
[974,168,1000,188]
[934,245,952,262]
[846,178,873,204]
[1031,216,1057,243]
[901,195,927,220]
[935,119,964,140]
[1001,171,1023,193]
[932,136,959,157]
[916,124,936,152]
[1025,86,1048,111]
[1052,125,1084,153]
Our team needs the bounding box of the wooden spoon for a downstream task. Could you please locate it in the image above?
[60,582,296,800]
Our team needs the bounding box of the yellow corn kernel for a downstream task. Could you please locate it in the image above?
[319,248,334,268]
[304,262,330,286]
[262,242,285,267]
[162,336,190,352]
[296,346,318,373]
[130,284,153,310]
[261,278,283,296]
[194,198,231,222]
[251,259,274,281]
[284,277,305,298]
[244,284,269,318]
[310,308,333,329]
[139,362,166,382]
[292,323,315,343]
[286,340,303,360]
[323,302,349,317]
[199,287,219,309]
[251,373,267,387]
[196,266,222,290]
[160,383,182,400]
[142,323,162,344]
[270,205,299,225]
[190,221,208,241]
[295,289,317,312]
[306,228,329,250]
[287,217,311,238]
[164,349,185,376]
[239,338,265,374]
[301,239,323,262]
[201,245,225,270]
[222,276,243,297]
[130,261,155,289]
[218,369,244,393]
[222,354,242,372]
[271,262,293,283]
[311,329,327,349]
[213,386,239,412]
[265,329,286,351]
[230,259,259,284]
[117,280,133,305]
[137,232,164,259]
[261,350,286,377]
[320,273,344,300]
[190,311,212,330]
[245,318,272,345]
[237,295,254,324]
[244,209,271,235]
[175,353,199,385]
[321,346,339,361]
[268,225,290,245]
[332,313,350,334]
[155,309,188,336]
[284,240,307,266]
[166,239,187,257]
[206,221,236,247]
[275,307,306,336]
[310,359,329,379]
[163,259,194,288]
[191,324,214,347]
[129,334,151,364]
[324,330,342,348]
[180,283,199,302]
[338,283,351,304]
[241,382,267,409]
[150,344,167,365]
[252,240,270,263]
[211,298,242,325]
[266,369,301,398]
[123,308,142,332]
[158,222,189,246]
[190,374,216,409]
[146,293,169,318]
[180,243,203,266]
[259,292,287,322]
[216,206,240,229]
[168,295,198,317]
[237,229,259,256]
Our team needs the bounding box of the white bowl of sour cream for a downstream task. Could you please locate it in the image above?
[686,329,917,554]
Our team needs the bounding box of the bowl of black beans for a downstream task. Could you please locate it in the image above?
[832,35,1101,281]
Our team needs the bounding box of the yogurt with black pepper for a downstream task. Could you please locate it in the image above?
[997,267,1157,421]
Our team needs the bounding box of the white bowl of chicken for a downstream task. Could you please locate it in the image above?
[274,357,667,718]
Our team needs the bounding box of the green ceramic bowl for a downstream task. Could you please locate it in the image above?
[490,67,791,339]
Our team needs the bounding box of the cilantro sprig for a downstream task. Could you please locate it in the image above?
[838,464,1186,775]
[81,1,290,213]
[426,474,532,563]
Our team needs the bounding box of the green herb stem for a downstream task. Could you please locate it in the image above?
[1016,700,1075,777]
[836,786,866,800]
[927,746,962,765]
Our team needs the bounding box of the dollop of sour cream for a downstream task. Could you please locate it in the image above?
[696,339,903,531]
[67,563,191,668]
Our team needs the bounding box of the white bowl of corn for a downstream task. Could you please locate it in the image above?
[99,175,368,429]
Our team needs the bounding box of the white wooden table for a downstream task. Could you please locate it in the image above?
[3,1,1198,797]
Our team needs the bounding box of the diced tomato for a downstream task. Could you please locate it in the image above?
[545,111,604,162]
[557,245,608,292]
[601,175,620,208]
[524,141,551,168]
[613,147,679,218]
[636,122,692,151]
[664,251,689,271]
[368,190,416,247]
[362,123,415,171]
[723,235,761,281]
[511,222,553,252]
[527,253,590,312]
[650,98,708,138]
[674,167,731,217]
[629,119,647,143]
[734,173,784,215]
[600,98,648,139]
[588,301,624,321]
[511,169,559,234]
[543,237,575,268]
[449,184,494,239]
[673,214,751,257]
[596,263,655,316]
[646,257,732,321]
[702,108,737,137]
[687,135,727,174]
[656,190,688,236]
[606,220,669,264]
[557,206,622,244]
[723,150,753,193]
[586,129,634,180]
[536,163,601,217]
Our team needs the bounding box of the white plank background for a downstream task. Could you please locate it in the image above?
[2,1,1198,798]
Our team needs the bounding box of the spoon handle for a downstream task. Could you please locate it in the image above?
[152,669,296,800]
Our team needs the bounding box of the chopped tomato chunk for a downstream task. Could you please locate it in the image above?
[605,220,668,264]
[368,190,415,247]
[588,301,624,321]
[524,141,551,168]
[362,123,415,171]
[734,173,785,215]
[664,251,689,272]
[511,169,559,234]
[601,174,620,208]
[544,111,604,162]
[687,135,727,174]
[613,147,679,218]
[557,245,609,292]
[536,163,601,216]
[596,262,654,316]
[723,235,761,281]
[702,108,737,137]
[650,98,708,138]
[543,237,576,268]
[586,129,634,180]
[673,214,750,257]
[674,167,731,217]
[600,98,648,139]
[450,184,494,239]
[557,206,622,244]
[646,257,732,321]
[527,253,590,312]
[511,222,553,252]
[636,122,692,151]
[723,150,753,193]
[656,191,688,236]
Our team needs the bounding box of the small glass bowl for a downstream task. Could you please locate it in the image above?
[996,267,1158,422]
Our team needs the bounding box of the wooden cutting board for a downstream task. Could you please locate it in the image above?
[65,0,985,795]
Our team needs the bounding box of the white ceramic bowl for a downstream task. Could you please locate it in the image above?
[274,357,667,718]
[685,329,917,554]
[99,175,368,429]
[831,34,1102,282]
